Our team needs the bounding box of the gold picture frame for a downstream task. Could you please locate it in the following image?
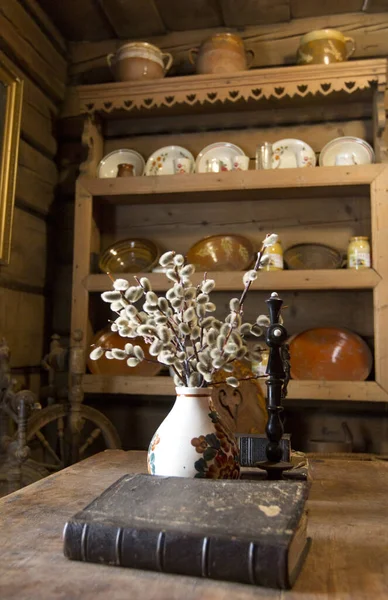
[0,52,23,265]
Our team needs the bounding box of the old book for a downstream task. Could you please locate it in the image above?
[63,474,311,589]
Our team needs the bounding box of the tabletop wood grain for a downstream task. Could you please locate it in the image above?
[0,450,387,600]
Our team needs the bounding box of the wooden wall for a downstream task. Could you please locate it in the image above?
[0,0,67,392]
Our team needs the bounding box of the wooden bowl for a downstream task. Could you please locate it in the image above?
[289,327,373,381]
[87,328,162,377]
[284,243,343,270]
[187,234,254,271]
[99,238,160,274]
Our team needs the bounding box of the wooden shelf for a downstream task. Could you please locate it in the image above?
[81,165,384,205]
[66,59,387,120]
[86,269,380,293]
[82,375,388,402]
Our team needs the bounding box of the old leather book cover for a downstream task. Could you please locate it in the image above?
[63,474,311,589]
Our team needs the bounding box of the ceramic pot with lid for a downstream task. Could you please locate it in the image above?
[297,29,355,65]
[189,33,254,75]
[107,42,173,82]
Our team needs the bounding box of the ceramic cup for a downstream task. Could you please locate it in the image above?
[189,33,254,75]
[117,163,135,177]
[295,151,314,168]
[335,152,358,166]
[173,157,192,174]
[297,29,355,65]
[107,42,173,82]
[232,156,249,171]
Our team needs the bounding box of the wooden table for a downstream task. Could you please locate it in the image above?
[0,451,387,600]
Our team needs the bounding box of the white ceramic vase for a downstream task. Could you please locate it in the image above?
[147,386,240,479]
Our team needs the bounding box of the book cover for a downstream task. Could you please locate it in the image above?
[63,474,310,589]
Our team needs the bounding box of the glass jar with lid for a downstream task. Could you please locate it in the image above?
[347,236,371,270]
[261,239,283,271]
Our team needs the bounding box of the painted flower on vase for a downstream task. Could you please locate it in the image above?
[147,432,160,474]
[191,408,239,479]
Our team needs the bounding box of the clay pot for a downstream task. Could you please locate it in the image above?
[297,29,355,65]
[107,42,173,82]
[116,163,134,177]
[189,33,254,75]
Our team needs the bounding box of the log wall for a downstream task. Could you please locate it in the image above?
[0,0,67,392]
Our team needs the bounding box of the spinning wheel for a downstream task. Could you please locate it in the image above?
[25,404,121,472]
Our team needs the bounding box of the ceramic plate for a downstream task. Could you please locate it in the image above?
[97,148,145,177]
[145,145,195,176]
[272,138,316,169]
[289,327,373,381]
[195,142,247,173]
[187,234,254,271]
[319,136,375,167]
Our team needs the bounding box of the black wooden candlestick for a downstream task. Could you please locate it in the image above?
[256,292,293,480]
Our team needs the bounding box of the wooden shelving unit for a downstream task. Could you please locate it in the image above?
[81,164,382,203]
[86,269,380,293]
[70,59,388,405]
[82,375,387,403]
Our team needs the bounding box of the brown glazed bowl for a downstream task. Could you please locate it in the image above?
[289,327,373,381]
[187,234,254,271]
[284,243,343,270]
[87,328,162,377]
[99,238,160,274]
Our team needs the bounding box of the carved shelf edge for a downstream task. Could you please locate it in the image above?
[66,59,387,118]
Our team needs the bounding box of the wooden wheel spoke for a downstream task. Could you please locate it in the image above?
[79,428,102,456]
[35,431,63,465]
[57,416,66,464]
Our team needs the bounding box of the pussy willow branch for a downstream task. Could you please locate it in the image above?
[212,375,268,386]
[215,241,266,369]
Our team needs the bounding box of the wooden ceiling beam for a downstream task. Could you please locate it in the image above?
[220,0,290,28]
[36,0,114,42]
[97,0,166,39]
[154,0,223,31]
[365,0,388,11]
[290,0,364,19]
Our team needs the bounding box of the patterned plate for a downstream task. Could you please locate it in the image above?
[145,145,195,176]
[272,138,316,169]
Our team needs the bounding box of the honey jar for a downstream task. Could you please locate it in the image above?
[252,348,269,377]
[117,163,134,177]
[347,236,371,269]
[261,239,284,271]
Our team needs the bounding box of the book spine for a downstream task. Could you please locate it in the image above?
[63,520,289,589]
